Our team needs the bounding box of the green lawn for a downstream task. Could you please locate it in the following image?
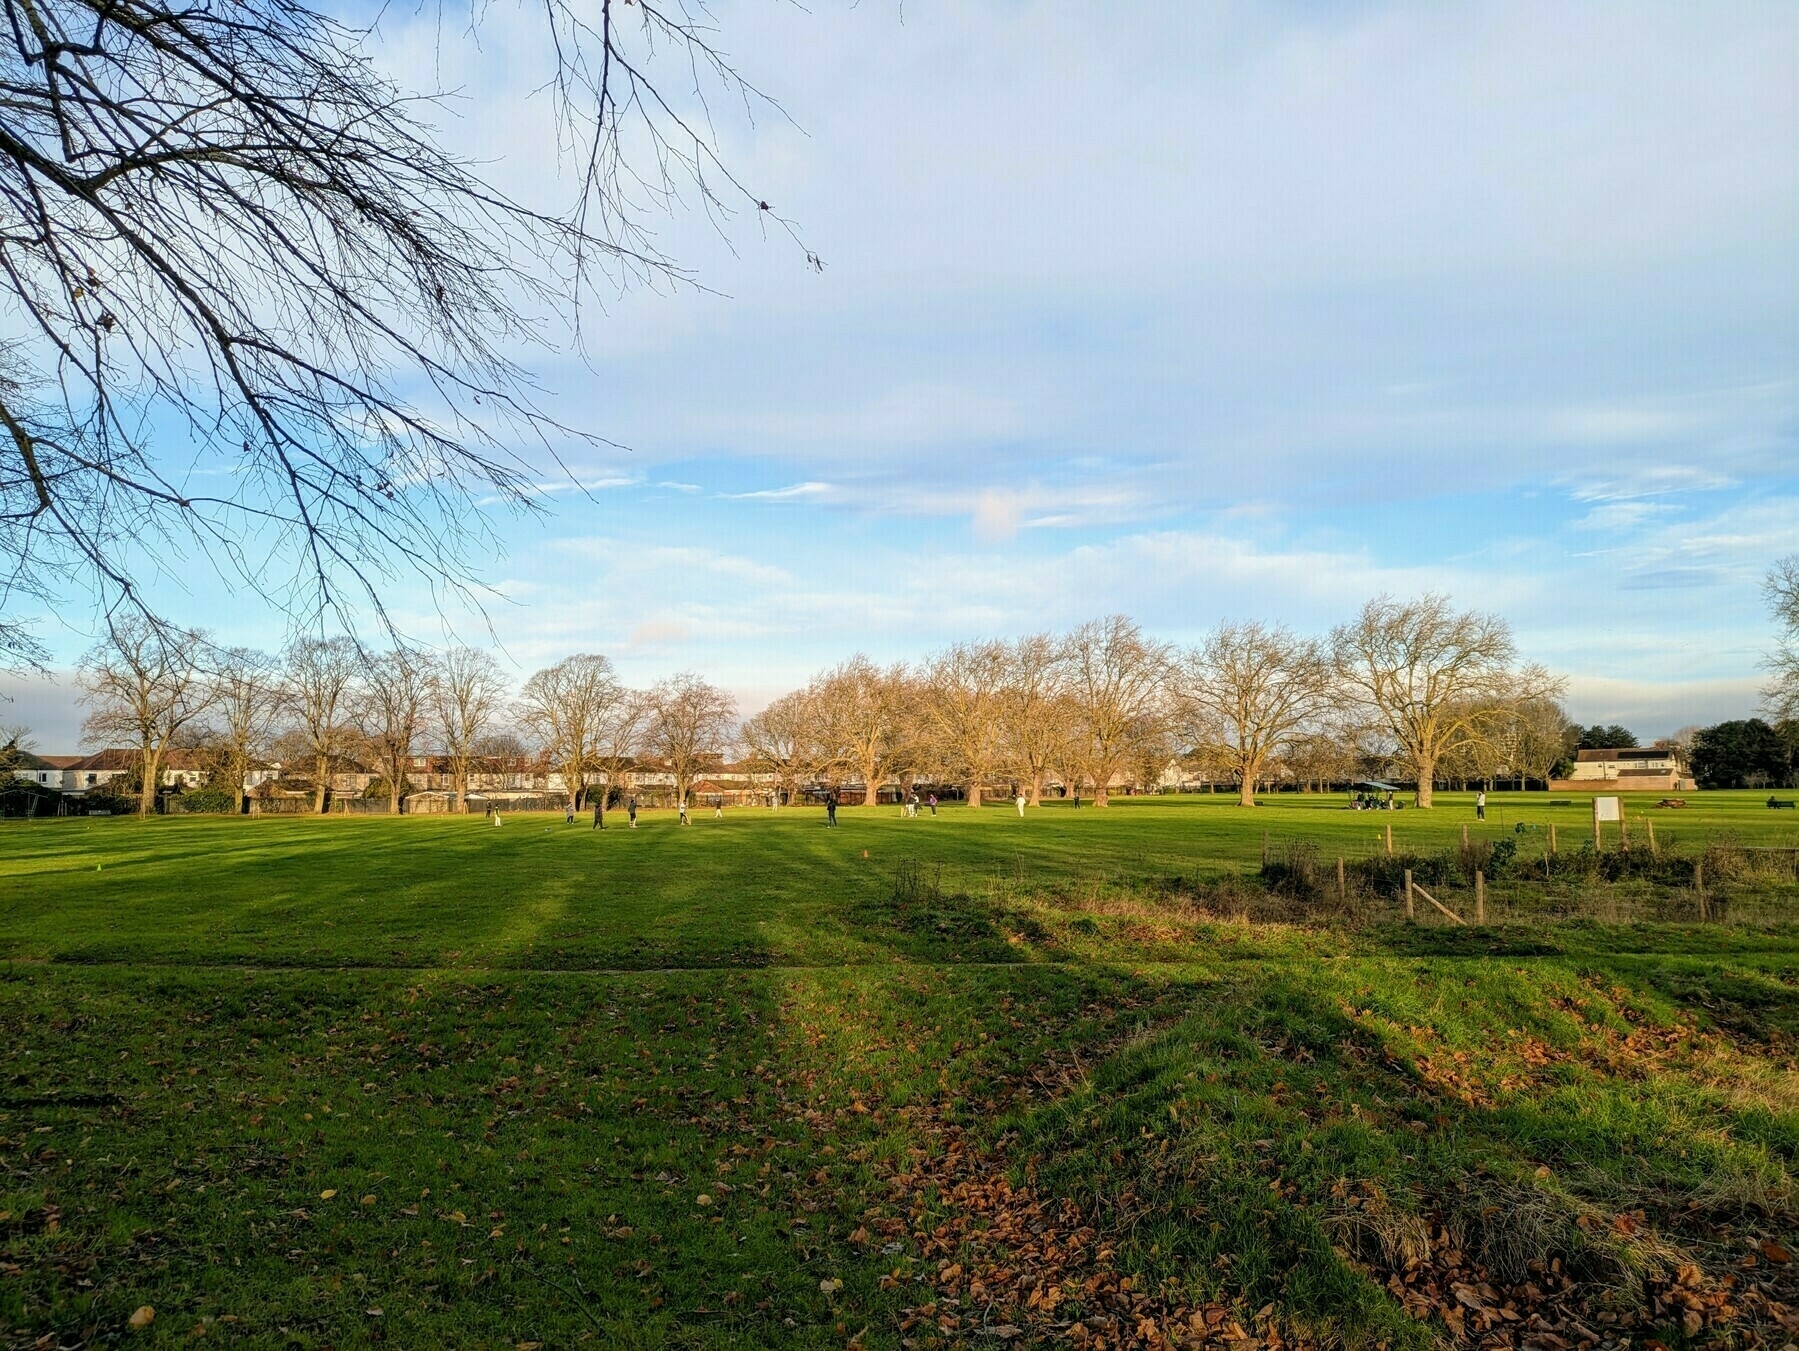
[3,795,1798,1348]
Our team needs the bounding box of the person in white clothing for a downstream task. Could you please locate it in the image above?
[1015,793,1026,817]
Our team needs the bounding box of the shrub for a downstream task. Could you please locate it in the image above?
[173,785,239,814]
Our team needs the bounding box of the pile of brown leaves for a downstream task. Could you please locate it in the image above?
[1362,1195,1799,1349]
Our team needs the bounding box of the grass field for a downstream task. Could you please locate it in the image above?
[3,793,1799,1349]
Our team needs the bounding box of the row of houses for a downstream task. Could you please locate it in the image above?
[10,748,207,794]
[10,744,1694,808]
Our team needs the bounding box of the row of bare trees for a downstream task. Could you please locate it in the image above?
[75,593,1563,816]
[740,599,1562,810]
[78,621,736,816]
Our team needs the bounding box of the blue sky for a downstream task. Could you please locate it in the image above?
[5,0,1796,746]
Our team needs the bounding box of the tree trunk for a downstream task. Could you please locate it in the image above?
[1093,780,1110,806]
[139,744,160,818]
[454,767,467,814]
[861,759,880,807]
[1028,774,1043,807]
[1238,777,1257,808]
[314,754,330,813]
[1415,756,1436,808]
[967,780,982,808]
[389,766,401,816]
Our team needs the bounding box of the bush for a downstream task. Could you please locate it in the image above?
[172,785,239,814]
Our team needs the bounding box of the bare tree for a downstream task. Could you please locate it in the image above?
[740,688,818,806]
[208,646,282,813]
[355,648,429,814]
[1765,555,1799,723]
[430,647,509,811]
[813,656,906,807]
[1123,713,1176,795]
[919,640,1009,807]
[593,690,648,814]
[1332,595,1563,807]
[1061,616,1171,806]
[1280,726,1359,794]
[647,673,737,809]
[0,721,33,774]
[1169,622,1331,808]
[516,654,629,812]
[79,616,211,815]
[1506,696,1570,790]
[998,632,1069,806]
[281,635,359,813]
[0,0,812,646]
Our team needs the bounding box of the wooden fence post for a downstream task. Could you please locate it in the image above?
[1404,868,1415,921]
[1262,831,1269,868]
[1462,823,1469,847]
[1337,856,1346,902]
[1549,822,1557,854]
[1647,820,1657,858]
[1621,818,1630,853]
[1385,823,1393,857]
[1695,857,1707,922]
[1476,870,1485,925]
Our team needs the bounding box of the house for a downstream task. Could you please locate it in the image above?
[11,752,86,791]
[1550,747,1692,793]
[11,748,211,795]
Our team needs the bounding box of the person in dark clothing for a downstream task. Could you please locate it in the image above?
[592,798,604,829]
[825,790,838,828]
[627,795,638,829]
[566,801,575,824]
[927,794,937,816]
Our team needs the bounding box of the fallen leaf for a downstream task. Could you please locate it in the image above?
[695,1194,713,1206]
[319,1189,337,1200]
[360,1194,377,1206]
[366,1307,383,1317]
[128,1306,154,1330]
[1761,1237,1792,1265]
[819,1277,843,1295]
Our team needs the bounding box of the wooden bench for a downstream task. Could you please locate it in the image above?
[1770,798,1797,810]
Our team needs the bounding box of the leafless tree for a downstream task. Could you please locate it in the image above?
[1332,594,1563,807]
[78,615,211,815]
[1498,696,1568,790]
[354,647,429,813]
[919,640,1008,807]
[647,673,736,809]
[1061,616,1171,806]
[1169,622,1332,808]
[516,654,629,811]
[740,688,818,806]
[1280,726,1359,794]
[1764,555,1799,723]
[207,646,281,812]
[1122,713,1176,795]
[0,0,812,650]
[280,635,358,812]
[0,720,33,773]
[429,647,510,811]
[593,690,648,813]
[998,632,1069,806]
[812,655,906,807]
[1661,725,1701,780]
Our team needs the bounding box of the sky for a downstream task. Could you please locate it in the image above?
[5,0,1797,747]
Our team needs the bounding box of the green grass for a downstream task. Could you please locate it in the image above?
[3,794,1798,1347]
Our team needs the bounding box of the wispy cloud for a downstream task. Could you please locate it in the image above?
[723,481,836,502]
